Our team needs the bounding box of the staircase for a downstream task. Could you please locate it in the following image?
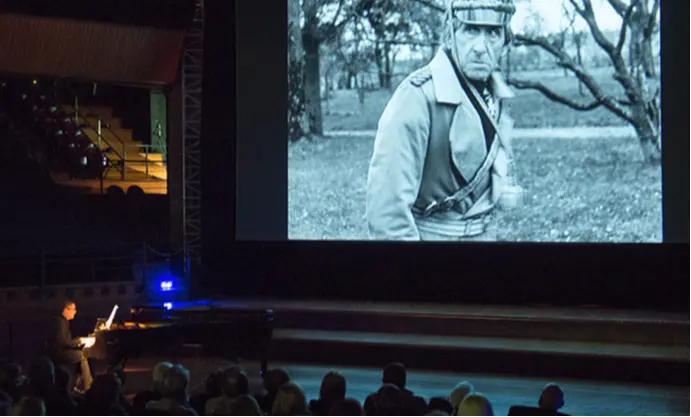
[57,103,167,194]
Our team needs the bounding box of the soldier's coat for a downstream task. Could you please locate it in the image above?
[366,49,515,240]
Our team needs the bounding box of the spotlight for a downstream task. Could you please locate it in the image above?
[160,281,173,291]
[163,302,173,310]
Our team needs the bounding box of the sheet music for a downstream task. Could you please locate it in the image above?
[105,304,119,330]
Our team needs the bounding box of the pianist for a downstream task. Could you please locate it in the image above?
[45,300,94,391]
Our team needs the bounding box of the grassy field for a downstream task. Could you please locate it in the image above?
[323,67,629,131]
[288,135,662,242]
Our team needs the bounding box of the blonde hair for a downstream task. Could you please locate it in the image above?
[456,393,493,416]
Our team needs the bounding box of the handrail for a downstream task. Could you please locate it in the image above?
[59,86,167,182]
[63,85,127,151]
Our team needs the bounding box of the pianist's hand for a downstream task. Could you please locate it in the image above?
[80,337,96,349]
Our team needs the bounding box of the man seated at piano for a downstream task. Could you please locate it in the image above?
[45,300,94,391]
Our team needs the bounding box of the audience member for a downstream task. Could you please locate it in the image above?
[257,368,291,415]
[0,390,12,416]
[364,383,403,416]
[25,357,54,398]
[132,362,173,415]
[456,393,493,416]
[11,396,45,416]
[538,383,565,412]
[205,367,250,416]
[449,382,474,414]
[308,371,346,415]
[364,363,427,415]
[24,357,77,416]
[227,394,262,416]
[78,373,127,416]
[427,396,454,416]
[271,381,307,416]
[329,398,363,416]
[46,366,78,416]
[190,368,225,415]
[0,363,26,404]
[145,364,196,416]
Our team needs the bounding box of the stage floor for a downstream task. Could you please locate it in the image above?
[117,357,690,416]
[155,298,688,323]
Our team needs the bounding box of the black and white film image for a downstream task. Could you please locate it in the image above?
[288,0,662,242]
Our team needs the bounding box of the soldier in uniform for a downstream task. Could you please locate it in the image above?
[366,0,524,241]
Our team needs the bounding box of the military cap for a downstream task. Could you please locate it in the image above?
[447,0,516,26]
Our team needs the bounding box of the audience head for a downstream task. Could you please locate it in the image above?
[161,364,191,402]
[264,368,291,394]
[221,367,250,399]
[450,381,475,410]
[53,367,71,393]
[426,411,450,416]
[0,363,22,388]
[329,398,363,416]
[374,383,403,416]
[428,396,454,415]
[28,357,54,389]
[87,373,121,407]
[382,362,407,390]
[229,394,262,416]
[319,371,347,405]
[11,396,45,416]
[152,361,173,392]
[0,391,11,416]
[0,362,25,400]
[61,300,77,321]
[205,369,226,398]
[272,381,307,416]
[456,393,493,416]
[538,383,565,411]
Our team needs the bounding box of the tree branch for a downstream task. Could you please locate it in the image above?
[513,33,634,123]
[567,0,643,110]
[644,0,660,39]
[507,79,603,111]
[615,4,636,56]
[409,0,444,13]
[605,0,630,17]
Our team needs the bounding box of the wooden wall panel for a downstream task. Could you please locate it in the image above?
[0,14,185,85]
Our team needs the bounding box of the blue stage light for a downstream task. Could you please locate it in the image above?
[163,302,173,310]
[160,281,173,291]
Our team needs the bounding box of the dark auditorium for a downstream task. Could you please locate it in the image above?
[0,0,687,416]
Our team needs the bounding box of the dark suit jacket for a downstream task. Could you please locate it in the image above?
[46,316,84,364]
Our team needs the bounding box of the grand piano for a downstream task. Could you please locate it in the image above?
[87,302,274,374]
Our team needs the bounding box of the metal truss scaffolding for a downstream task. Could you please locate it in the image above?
[182,0,204,268]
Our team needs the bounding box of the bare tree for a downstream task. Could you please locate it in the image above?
[510,0,661,162]
[411,0,661,162]
[300,0,352,138]
[289,0,308,141]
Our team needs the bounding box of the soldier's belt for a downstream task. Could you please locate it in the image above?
[415,213,491,238]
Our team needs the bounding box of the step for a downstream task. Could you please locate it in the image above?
[273,308,688,346]
[139,153,165,162]
[127,163,167,181]
[80,127,135,145]
[83,115,123,130]
[52,172,167,195]
[127,167,167,180]
[270,329,689,386]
